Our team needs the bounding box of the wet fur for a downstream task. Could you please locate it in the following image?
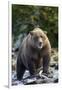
[16,28,51,80]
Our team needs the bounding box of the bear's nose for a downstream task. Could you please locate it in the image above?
[39,42,42,46]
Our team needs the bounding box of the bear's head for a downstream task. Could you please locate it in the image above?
[29,28,48,50]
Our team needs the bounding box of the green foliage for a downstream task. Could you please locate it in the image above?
[12,4,58,47]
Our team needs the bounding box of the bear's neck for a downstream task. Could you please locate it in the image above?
[30,45,42,54]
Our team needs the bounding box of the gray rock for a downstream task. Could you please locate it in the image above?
[55,64,58,70]
[54,79,58,83]
[12,48,58,85]
[22,77,37,85]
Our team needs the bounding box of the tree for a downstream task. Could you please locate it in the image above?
[12,4,58,47]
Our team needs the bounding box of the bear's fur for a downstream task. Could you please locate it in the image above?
[16,28,51,80]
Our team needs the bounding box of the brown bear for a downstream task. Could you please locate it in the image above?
[16,28,51,80]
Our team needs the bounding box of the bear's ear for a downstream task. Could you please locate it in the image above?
[44,31,47,35]
[30,31,33,36]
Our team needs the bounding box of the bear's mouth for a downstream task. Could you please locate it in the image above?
[38,43,43,49]
[39,42,42,46]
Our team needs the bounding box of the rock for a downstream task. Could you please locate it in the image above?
[53,70,58,83]
[24,81,37,85]
[53,55,58,61]
[48,73,53,78]
[50,58,58,68]
[12,71,17,81]
[50,63,56,67]
[12,69,58,85]
[22,74,52,84]
[11,48,58,85]
[22,77,37,85]
[12,80,23,85]
[51,49,55,55]
[55,64,58,70]
[51,48,58,56]
[54,79,58,83]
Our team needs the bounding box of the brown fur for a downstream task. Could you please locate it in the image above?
[17,28,51,80]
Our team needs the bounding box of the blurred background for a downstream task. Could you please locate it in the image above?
[12,4,58,48]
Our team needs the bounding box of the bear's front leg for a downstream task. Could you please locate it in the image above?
[28,59,36,76]
[43,54,50,75]
[17,56,26,80]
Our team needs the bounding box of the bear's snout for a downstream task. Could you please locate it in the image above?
[39,42,42,46]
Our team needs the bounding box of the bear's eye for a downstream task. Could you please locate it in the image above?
[40,35,43,38]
